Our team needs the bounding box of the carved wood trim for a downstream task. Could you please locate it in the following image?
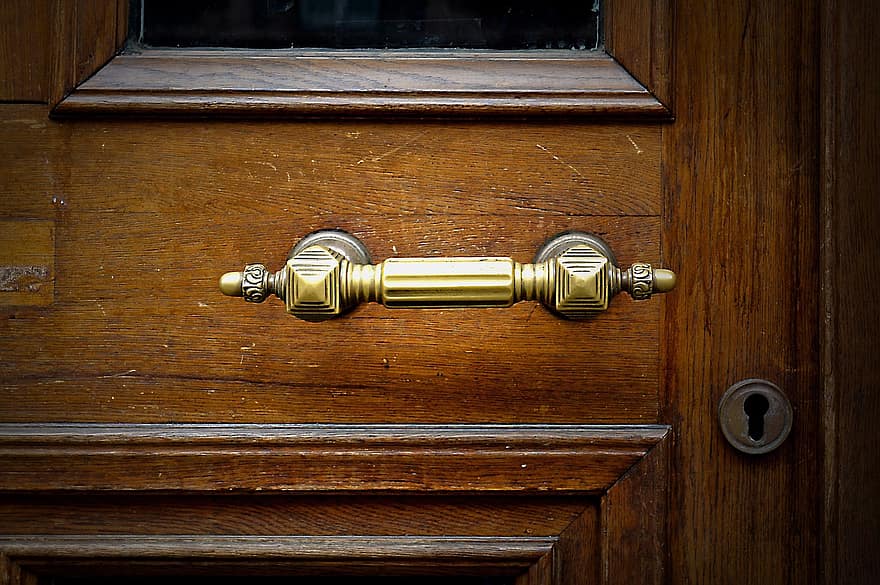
[49,0,672,118]
[606,0,673,108]
[49,0,125,107]
[0,425,669,584]
[0,536,555,580]
[54,51,667,118]
[600,433,668,585]
[0,423,668,493]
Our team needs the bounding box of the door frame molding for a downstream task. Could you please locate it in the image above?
[0,423,669,584]
[49,0,672,118]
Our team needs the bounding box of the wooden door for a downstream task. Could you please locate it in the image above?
[1,1,877,583]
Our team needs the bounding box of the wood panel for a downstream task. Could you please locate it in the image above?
[0,112,662,217]
[0,426,669,583]
[821,1,880,583]
[56,51,667,118]
[0,0,49,102]
[663,1,820,583]
[0,107,664,424]
[553,505,599,585]
[0,429,668,584]
[45,0,670,118]
[0,424,667,493]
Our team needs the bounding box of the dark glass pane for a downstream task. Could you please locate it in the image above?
[133,0,601,50]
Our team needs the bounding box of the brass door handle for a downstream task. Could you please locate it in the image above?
[219,230,675,321]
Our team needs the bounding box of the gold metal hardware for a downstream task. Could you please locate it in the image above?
[219,230,676,321]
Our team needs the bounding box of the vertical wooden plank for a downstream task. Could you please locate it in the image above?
[116,0,129,47]
[663,1,820,583]
[50,0,121,108]
[821,1,880,584]
[0,0,50,102]
[605,0,672,107]
[601,436,668,585]
[515,552,554,585]
[49,0,75,107]
[554,506,600,585]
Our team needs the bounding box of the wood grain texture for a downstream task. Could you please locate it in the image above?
[663,1,820,583]
[0,109,663,424]
[1,534,556,560]
[0,535,554,578]
[0,3,682,582]
[43,0,671,118]
[55,50,668,118]
[0,112,662,217]
[601,433,667,585]
[553,505,599,585]
[50,0,121,107]
[0,220,53,307]
[605,0,672,107]
[0,495,590,536]
[0,0,49,102]
[0,424,668,493]
[821,1,880,583]
[515,551,553,585]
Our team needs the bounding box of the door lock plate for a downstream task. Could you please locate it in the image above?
[718,378,793,454]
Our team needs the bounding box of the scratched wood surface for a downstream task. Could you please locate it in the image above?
[0,0,842,582]
[0,107,662,424]
[663,1,821,583]
[0,220,53,307]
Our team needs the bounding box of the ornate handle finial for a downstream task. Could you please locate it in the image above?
[219,230,676,321]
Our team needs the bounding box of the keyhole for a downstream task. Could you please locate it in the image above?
[743,393,770,441]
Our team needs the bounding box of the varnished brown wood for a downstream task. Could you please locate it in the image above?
[821,1,880,583]
[0,495,590,536]
[601,433,667,585]
[0,0,846,582]
[50,0,121,107]
[115,0,128,49]
[553,506,599,585]
[47,0,671,118]
[0,0,49,102]
[55,50,668,118]
[0,535,554,579]
[515,552,553,585]
[663,1,820,583]
[0,424,668,493]
[0,220,53,307]
[0,109,663,424]
[605,0,672,107]
[0,112,662,217]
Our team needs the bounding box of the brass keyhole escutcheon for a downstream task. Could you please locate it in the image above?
[718,379,793,455]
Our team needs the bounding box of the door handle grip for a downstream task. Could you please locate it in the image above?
[219,230,675,321]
